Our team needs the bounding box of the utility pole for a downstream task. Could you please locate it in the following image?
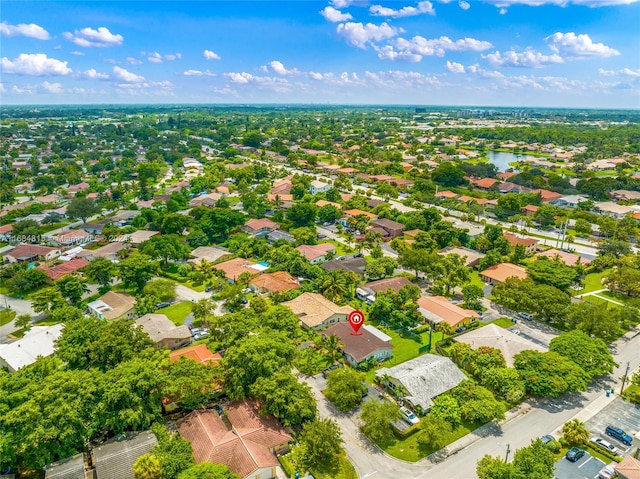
[505,443,511,462]
[620,362,631,395]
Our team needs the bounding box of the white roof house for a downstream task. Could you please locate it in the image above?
[0,324,64,372]
[376,354,466,411]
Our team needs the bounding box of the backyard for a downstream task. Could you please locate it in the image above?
[159,301,193,326]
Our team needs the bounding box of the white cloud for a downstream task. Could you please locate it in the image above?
[126,57,143,65]
[223,72,293,92]
[12,84,35,94]
[499,7,508,13]
[183,69,216,76]
[383,35,493,61]
[483,49,564,67]
[63,27,123,48]
[41,81,63,93]
[226,72,254,84]
[369,1,435,18]
[71,51,85,56]
[336,22,401,48]
[112,66,144,83]
[0,21,50,40]
[1,53,72,76]
[598,67,640,77]
[148,52,163,64]
[445,60,466,73]
[82,68,109,80]
[459,0,471,9]
[147,51,182,63]
[266,60,300,76]
[164,53,181,61]
[546,32,620,58]
[320,6,353,21]
[332,0,355,7]
[203,49,221,60]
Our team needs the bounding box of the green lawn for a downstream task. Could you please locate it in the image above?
[576,270,610,295]
[159,301,193,326]
[319,239,355,256]
[468,271,486,289]
[599,290,638,307]
[0,309,16,326]
[381,419,482,462]
[623,384,640,404]
[491,317,517,329]
[279,451,356,479]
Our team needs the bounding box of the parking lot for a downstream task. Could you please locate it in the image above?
[554,452,605,479]
[585,396,640,454]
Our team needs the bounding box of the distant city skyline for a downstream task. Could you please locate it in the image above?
[1,0,639,108]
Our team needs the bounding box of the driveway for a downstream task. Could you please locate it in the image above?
[584,396,640,453]
[554,452,605,479]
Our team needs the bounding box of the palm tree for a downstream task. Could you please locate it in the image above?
[436,322,456,339]
[132,454,161,479]
[324,333,343,362]
[193,258,215,285]
[562,419,590,445]
[318,270,350,304]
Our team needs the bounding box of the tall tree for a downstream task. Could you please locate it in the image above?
[118,252,158,293]
[514,350,588,397]
[562,419,590,445]
[133,454,162,479]
[549,330,617,380]
[325,367,365,412]
[82,257,116,287]
[359,400,401,445]
[66,197,99,223]
[298,418,344,470]
[250,371,317,426]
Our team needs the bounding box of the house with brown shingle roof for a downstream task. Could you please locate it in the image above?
[296,243,336,264]
[322,322,393,367]
[3,244,60,263]
[38,257,89,281]
[249,271,300,295]
[480,262,528,284]
[214,257,263,283]
[520,204,540,216]
[282,292,354,331]
[87,291,136,320]
[241,218,279,236]
[135,314,191,350]
[177,399,291,479]
[439,246,486,268]
[417,296,479,329]
[50,229,92,246]
[371,218,404,240]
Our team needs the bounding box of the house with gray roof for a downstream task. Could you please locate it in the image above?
[135,314,191,350]
[376,354,466,412]
[0,324,64,372]
[92,431,157,479]
[44,453,86,479]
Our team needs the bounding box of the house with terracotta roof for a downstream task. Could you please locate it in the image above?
[170,343,222,364]
[3,244,61,263]
[270,178,293,195]
[282,292,354,331]
[498,182,529,194]
[532,189,562,202]
[68,182,90,193]
[435,190,458,199]
[38,257,89,281]
[520,204,540,217]
[177,399,291,479]
[189,192,222,208]
[615,456,640,479]
[480,262,528,284]
[439,246,486,268]
[0,224,13,241]
[241,218,279,236]
[87,291,137,320]
[343,209,378,221]
[315,199,342,210]
[214,257,264,283]
[503,232,539,255]
[296,243,336,264]
[135,314,191,350]
[417,296,480,330]
[536,249,591,266]
[322,322,393,367]
[471,178,499,190]
[249,271,300,295]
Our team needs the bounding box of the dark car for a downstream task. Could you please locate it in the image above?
[321,363,343,379]
[566,447,585,462]
[156,301,171,309]
[540,435,555,444]
[605,425,633,445]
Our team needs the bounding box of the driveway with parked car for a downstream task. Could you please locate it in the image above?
[554,450,605,479]
[584,396,640,454]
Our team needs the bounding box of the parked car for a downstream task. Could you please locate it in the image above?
[399,406,420,425]
[592,438,618,455]
[598,464,616,479]
[156,301,171,309]
[540,435,555,444]
[317,234,327,240]
[565,447,585,462]
[605,424,633,445]
[517,312,533,320]
[353,253,364,258]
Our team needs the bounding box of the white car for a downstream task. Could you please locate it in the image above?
[592,438,618,455]
[399,406,420,425]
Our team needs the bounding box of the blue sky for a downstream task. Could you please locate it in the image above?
[1,0,639,107]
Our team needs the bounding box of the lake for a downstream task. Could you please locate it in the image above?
[469,151,538,172]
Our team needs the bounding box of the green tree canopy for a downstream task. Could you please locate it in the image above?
[66,197,99,222]
[514,350,589,397]
[325,367,366,412]
[250,371,317,426]
[359,400,401,445]
[177,463,239,479]
[298,418,343,470]
[549,330,617,380]
[527,258,580,290]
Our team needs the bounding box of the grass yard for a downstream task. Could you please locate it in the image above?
[468,271,486,289]
[0,309,16,326]
[279,451,356,479]
[159,301,193,326]
[577,270,610,295]
[623,384,640,404]
[381,419,482,462]
[600,290,639,307]
[491,317,517,329]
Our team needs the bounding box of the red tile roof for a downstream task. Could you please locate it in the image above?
[38,258,89,280]
[472,178,499,189]
[169,343,222,364]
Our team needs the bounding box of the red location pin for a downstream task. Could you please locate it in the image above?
[348,310,365,336]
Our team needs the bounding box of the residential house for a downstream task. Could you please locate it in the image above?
[390,178,414,190]
[342,209,378,223]
[189,192,222,208]
[480,262,528,284]
[296,243,336,264]
[531,189,562,203]
[321,257,367,276]
[177,399,291,479]
[498,182,529,194]
[550,195,589,208]
[521,204,540,217]
[403,229,426,239]
[282,292,354,331]
[471,178,499,190]
[610,190,640,202]
[249,271,300,295]
[68,182,90,194]
[267,193,294,209]
[536,249,591,266]
[189,246,231,264]
[110,209,141,226]
[322,322,393,367]
[241,218,279,236]
[92,431,157,479]
[615,456,640,479]
[587,159,617,171]
[121,230,159,245]
[3,244,61,263]
[0,324,64,372]
[376,354,466,412]
[451,220,484,239]
[213,257,264,283]
[135,314,191,350]
[87,291,137,320]
[309,180,331,194]
[315,199,342,210]
[267,230,296,244]
[77,241,128,262]
[82,220,110,235]
[270,177,292,195]
[34,193,62,204]
[170,343,222,364]
[503,232,539,255]
[370,218,404,240]
[38,258,89,281]
[44,453,86,479]
[0,224,13,241]
[455,324,547,367]
[435,190,458,200]
[439,246,486,268]
[50,229,93,246]
[357,276,413,302]
[417,296,480,330]
[595,202,636,219]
